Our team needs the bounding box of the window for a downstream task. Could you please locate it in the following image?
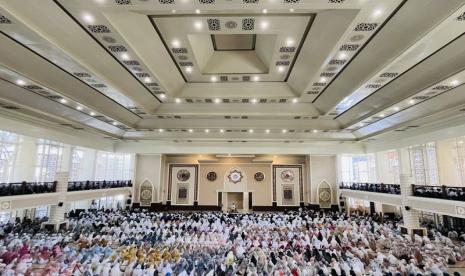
[408,142,439,186]
[35,139,63,182]
[69,147,85,181]
[0,130,18,183]
[387,150,400,184]
[35,206,48,219]
[0,211,10,224]
[95,152,133,181]
[341,155,376,183]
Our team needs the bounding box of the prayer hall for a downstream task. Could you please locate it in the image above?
[2,0,465,275]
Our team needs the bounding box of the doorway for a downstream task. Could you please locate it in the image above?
[248,192,253,210]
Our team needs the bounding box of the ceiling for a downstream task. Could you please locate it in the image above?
[0,0,465,147]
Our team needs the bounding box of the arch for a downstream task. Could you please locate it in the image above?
[139,179,154,206]
[317,180,332,208]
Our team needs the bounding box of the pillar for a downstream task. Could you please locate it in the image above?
[397,147,425,236]
[43,172,69,231]
[243,192,249,213]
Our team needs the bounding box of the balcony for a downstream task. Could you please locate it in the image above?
[412,185,465,201]
[340,182,401,195]
[67,180,132,192]
[0,181,57,196]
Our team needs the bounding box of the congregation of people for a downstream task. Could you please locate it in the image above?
[0,208,464,275]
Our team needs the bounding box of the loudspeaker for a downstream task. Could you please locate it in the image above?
[58,202,64,207]
[405,206,411,211]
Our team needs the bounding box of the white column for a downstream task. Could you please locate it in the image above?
[397,148,422,233]
[48,172,68,223]
[243,192,249,213]
[400,173,420,229]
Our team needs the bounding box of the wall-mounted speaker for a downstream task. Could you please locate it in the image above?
[405,206,411,211]
[58,202,63,207]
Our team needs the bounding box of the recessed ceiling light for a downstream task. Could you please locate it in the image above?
[171,39,181,48]
[459,140,464,144]
[262,9,268,14]
[285,38,295,47]
[76,106,83,111]
[205,129,209,133]
[82,13,94,24]
[339,52,347,59]
[408,99,415,105]
[260,21,269,30]
[220,129,225,133]
[194,21,202,30]
[175,98,181,103]
[211,76,217,82]
[214,98,221,104]
[277,66,285,73]
[171,9,176,14]
[112,121,117,126]
[160,93,166,99]
[188,129,193,133]
[292,98,298,103]
[373,9,383,18]
[60,98,67,104]
[379,113,385,117]
[312,129,318,133]
[16,79,25,86]
[451,80,460,86]
[185,67,193,73]
[95,0,106,4]
[121,53,130,60]
[320,77,327,83]
[144,77,151,83]
[282,129,287,133]
[90,112,96,116]
[195,9,200,14]
[393,107,400,111]
[253,76,260,82]
[159,129,164,132]
[249,129,254,133]
[289,8,295,12]
[265,129,270,134]
[251,98,258,104]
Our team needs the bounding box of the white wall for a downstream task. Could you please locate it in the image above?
[134,154,162,203]
[309,155,337,205]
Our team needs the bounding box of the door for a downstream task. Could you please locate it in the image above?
[248,192,253,210]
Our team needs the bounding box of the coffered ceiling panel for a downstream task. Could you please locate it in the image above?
[0,0,464,147]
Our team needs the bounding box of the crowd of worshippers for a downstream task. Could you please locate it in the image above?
[1,209,464,275]
[413,185,465,201]
[341,182,401,195]
[0,181,57,196]
[67,180,132,192]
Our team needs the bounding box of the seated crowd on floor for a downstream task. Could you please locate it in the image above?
[0,208,464,275]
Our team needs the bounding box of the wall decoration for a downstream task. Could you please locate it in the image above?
[280,170,294,182]
[139,180,153,206]
[0,201,11,211]
[177,169,191,181]
[273,165,303,205]
[228,169,243,184]
[282,185,294,205]
[168,165,198,204]
[254,171,265,182]
[318,181,332,208]
[207,171,217,181]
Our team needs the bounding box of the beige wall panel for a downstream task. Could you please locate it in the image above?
[310,155,337,205]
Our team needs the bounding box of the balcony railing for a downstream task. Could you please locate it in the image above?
[67,180,132,192]
[340,182,401,195]
[412,185,465,201]
[0,181,57,196]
